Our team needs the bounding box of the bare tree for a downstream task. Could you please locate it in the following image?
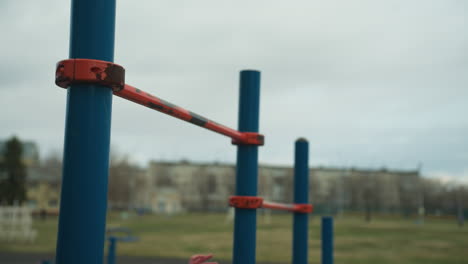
[108,150,139,210]
[40,150,62,183]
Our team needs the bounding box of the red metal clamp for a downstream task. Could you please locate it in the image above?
[232,132,264,146]
[292,204,313,214]
[55,59,125,91]
[229,196,264,209]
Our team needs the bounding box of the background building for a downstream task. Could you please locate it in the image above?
[2,138,460,217]
[135,160,422,215]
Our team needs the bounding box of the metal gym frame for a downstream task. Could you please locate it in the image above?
[53,1,332,264]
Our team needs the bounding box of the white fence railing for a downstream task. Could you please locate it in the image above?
[0,206,37,242]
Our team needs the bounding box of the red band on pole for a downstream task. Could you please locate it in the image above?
[229,196,264,209]
[232,132,264,146]
[55,59,125,91]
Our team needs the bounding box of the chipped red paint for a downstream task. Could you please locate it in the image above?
[55,59,264,145]
[232,132,264,146]
[55,59,125,91]
[114,85,264,145]
[229,196,264,209]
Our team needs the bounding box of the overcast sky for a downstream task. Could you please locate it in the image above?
[1,0,467,182]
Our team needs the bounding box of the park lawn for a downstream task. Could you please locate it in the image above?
[0,213,467,264]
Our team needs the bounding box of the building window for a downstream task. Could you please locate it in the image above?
[28,200,38,209]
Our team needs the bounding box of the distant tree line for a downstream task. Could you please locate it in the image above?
[308,170,468,221]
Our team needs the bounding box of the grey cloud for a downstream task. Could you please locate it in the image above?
[0,0,467,181]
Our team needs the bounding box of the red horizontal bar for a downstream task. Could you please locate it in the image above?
[114,85,262,144]
[262,201,313,213]
[262,201,296,211]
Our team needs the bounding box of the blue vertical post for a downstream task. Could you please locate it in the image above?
[55,1,116,264]
[107,237,117,264]
[292,138,309,264]
[322,217,334,264]
[232,70,261,264]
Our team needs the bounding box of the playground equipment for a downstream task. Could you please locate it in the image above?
[228,139,311,264]
[321,217,334,264]
[106,227,138,264]
[54,1,328,264]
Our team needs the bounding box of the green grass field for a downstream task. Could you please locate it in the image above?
[0,213,467,264]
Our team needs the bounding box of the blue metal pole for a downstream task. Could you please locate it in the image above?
[232,70,261,264]
[321,217,334,264]
[292,138,309,264]
[107,237,117,264]
[55,1,116,264]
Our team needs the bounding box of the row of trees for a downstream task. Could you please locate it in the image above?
[307,171,467,221]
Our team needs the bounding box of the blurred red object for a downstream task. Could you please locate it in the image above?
[189,254,218,264]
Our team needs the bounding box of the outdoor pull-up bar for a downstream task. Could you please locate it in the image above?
[228,139,311,264]
[114,85,264,145]
[54,2,316,264]
[55,1,264,264]
[55,58,264,146]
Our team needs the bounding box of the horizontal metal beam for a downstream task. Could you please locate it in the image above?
[114,84,263,145]
[262,201,296,211]
[262,201,312,213]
